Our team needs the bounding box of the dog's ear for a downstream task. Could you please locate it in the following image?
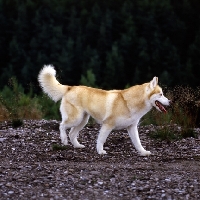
[150,77,158,89]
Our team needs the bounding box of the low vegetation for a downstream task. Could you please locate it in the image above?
[0,79,200,139]
[142,85,200,140]
[0,78,60,123]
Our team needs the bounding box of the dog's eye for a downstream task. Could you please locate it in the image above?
[159,94,162,97]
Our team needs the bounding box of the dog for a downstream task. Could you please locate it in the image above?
[38,65,170,156]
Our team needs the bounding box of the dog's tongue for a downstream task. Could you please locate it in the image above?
[155,101,167,113]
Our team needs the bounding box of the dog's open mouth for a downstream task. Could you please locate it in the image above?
[155,100,167,113]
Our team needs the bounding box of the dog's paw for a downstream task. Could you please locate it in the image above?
[98,150,107,155]
[74,144,85,148]
[139,150,151,156]
[61,139,68,145]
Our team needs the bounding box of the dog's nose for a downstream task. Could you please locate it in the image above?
[168,100,172,106]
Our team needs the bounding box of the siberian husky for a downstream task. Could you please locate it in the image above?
[38,65,170,156]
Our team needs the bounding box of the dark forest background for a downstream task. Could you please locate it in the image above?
[1,0,200,92]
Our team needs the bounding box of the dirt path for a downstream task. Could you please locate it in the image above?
[0,120,200,199]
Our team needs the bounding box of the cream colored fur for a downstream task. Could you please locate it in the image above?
[38,65,170,156]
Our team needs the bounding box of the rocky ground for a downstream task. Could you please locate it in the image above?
[0,119,200,200]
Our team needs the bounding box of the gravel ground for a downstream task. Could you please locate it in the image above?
[0,119,200,200]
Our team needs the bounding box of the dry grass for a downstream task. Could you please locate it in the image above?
[0,78,43,122]
[0,104,9,121]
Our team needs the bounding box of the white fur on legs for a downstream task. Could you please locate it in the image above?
[127,124,151,156]
[69,127,84,148]
[59,122,68,145]
[97,124,112,154]
[69,114,90,148]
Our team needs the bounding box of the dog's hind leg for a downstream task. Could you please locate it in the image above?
[96,124,113,154]
[69,113,90,148]
[59,101,84,146]
[59,122,69,145]
[127,124,151,156]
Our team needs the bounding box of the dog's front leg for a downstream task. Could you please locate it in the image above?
[97,124,112,154]
[127,124,151,156]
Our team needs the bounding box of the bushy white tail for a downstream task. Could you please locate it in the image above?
[38,65,66,102]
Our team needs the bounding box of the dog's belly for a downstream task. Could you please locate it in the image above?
[92,116,134,130]
[114,117,137,130]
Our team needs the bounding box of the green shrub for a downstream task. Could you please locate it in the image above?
[52,144,69,151]
[80,69,97,87]
[0,77,61,121]
[37,94,61,120]
[149,125,197,141]
[149,126,180,141]
[0,77,43,121]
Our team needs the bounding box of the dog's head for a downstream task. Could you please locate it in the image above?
[147,77,170,113]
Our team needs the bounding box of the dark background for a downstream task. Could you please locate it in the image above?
[1,0,200,92]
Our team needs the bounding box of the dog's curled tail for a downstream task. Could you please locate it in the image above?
[38,65,67,102]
